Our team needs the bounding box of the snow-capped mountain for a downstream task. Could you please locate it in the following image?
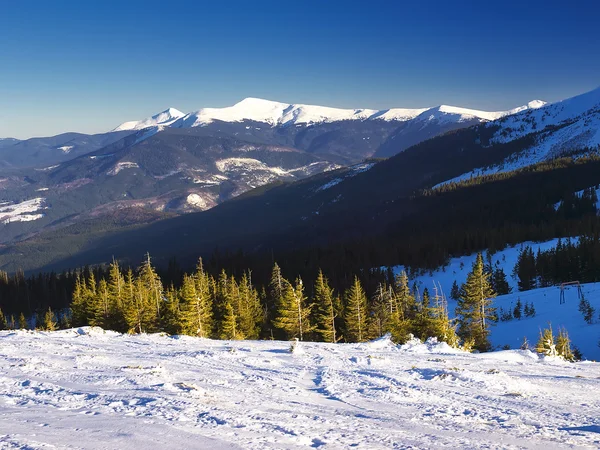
[113,107,185,131]
[434,86,600,186]
[170,97,544,129]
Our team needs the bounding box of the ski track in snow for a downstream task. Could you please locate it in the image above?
[1,329,599,449]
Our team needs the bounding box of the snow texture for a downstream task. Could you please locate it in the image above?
[113,108,185,132]
[0,197,47,224]
[435,87,600,188]
[394,238,600,359]
[172,97,543,129]
[0,329,598,449]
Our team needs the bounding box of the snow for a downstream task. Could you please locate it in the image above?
[186,193,208,209]
[434,87,600,188]
[316,162,375,192]
[393,237,600,359]
[215,158,288,176]
[172,98,543,129]
[0,197,47,224]
[113,108,185,132]
[56,145,74,153]
[107,161,139,176]
[0,329,598,449]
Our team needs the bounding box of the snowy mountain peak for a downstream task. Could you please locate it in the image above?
[112,107,185,132]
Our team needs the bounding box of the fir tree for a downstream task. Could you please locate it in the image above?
[106,260,127,332]
[456,253,497,352]
[513,298,522,320]
[18,312,27,329]
[578,295,595,324]
[42,307,58,331]
[450,280,460,300]
[313,270,340,342]
[0,308,7,330]
[236,272,263,339]
[556,327,575,361]
[492,267,512,295]
[343,276,368,342]
[536,324,557,356]
[273,277,313,340]
[179,262,214,338]
[221,301,244,340]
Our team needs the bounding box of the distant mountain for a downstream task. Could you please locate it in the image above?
[0,131,134,169]
[171,97,543,128]
[113,108,185,131]
[434,87,600,186]
[1,86,597,274]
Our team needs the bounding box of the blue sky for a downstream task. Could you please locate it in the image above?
[1,0,599,138]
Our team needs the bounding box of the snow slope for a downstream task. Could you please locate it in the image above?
[173,98,543,129]
[435,87,600,187]
[0,197,47,224]
[1,329,598,449]
[113,108,185,132]
[394,238,600,359]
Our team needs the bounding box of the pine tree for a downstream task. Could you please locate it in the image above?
[179,262,214,338]
[492,267,512,295]
[106,260,127,332]
[18,312,27,329]
[273,277,313,340]
[578,295,595,324]
[513,298,522,320]
[0,308,7,330]
[456,253,497,352]
[556,327,575,361]
[343,276,368,342]
[536,324,557,356]
[313,270,340,342]
[137,253,162,329]
[236,272,263,340]
[42,307,58,331]
[70,274,88,326]
[450,280,460,300]
[221,300,244,340]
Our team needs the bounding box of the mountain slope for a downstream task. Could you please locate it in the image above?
[113,108,185,131]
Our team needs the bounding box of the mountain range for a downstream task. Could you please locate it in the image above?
[1,87,599,273]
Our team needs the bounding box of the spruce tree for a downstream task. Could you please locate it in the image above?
[450,280,460,300]
[42,307,58,331]
[456,253,497,351]
[236,272,263,340]
[179,262,214,338]
[313,270,340,342]
[70,274,87,327]
[221,301,244,340]
[137,253,162,329]
[273,277,313,340]
[0,308,7,330]
[18,312,27,329]
[513,298,522,320]
[343,276,368,342]
[106,260,127,332]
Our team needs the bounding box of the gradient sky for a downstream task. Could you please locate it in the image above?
[1,0,599,139]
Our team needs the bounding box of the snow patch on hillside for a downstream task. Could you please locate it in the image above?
[215,158,288,176]
[107,161,139,176]
[0,197,47,224]
[56,145,74,153]
[0,330,598,449]
[316,162,375,192]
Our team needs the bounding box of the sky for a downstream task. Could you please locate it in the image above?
[1,0,599,139]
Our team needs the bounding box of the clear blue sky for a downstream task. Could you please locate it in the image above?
[1,0,599,139]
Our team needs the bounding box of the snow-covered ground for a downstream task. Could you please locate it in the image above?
[0,197,47,224]
[1,329,599,449]
[396,238,600,360]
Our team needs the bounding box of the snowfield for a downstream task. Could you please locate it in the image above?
[1,330,599,449]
